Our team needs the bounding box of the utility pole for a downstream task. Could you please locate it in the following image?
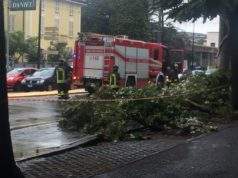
[191,22,195,69]
[23,10,25,37]
[0,1,24,177]
[37,0,42,69]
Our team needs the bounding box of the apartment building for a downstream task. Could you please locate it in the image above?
[5,0,85,53]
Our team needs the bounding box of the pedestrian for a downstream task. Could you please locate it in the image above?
[109,65,120,90]
[56,59,72,99]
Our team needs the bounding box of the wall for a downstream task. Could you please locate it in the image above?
[5,0,82,52]
[206,32,219,47]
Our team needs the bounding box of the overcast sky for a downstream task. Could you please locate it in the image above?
[173,17,219,34]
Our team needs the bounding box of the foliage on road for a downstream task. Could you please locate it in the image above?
[60,71,231,141]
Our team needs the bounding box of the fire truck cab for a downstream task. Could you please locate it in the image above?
[72,33,168,92]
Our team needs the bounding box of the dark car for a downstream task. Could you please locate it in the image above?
[7,68,37,91]
[22,68,57,91]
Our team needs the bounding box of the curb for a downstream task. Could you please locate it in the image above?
[11,122,57,131]
[17,134,99,163]
[8,90,86,99]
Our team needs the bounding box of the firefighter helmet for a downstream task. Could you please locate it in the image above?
[113,65,119,71]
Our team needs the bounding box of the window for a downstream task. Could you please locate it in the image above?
[9,15,15,32]
[126,76,136,87]
[153,49,159,60]
[69,4,74,16]
[210,43,215,47]
[41,16,45,34]
[23,69,35,76]
[54,18,59,31]
[69,21,73,37]
[55,0,60,14]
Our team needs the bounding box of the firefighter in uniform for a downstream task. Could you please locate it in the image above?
[109,65,120,89]
[156,72,165,88]
[56,60,72,99]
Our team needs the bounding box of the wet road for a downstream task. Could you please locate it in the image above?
[9,97,85,159]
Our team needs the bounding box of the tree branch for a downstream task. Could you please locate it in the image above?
[185,99,212,113]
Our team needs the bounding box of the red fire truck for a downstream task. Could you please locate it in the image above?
[72,33,183,91]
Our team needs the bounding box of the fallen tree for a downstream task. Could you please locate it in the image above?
[60,71,231,141]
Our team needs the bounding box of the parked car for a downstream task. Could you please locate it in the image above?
[192,69,205,76]
[21,68,57,91]
[7,68,37,91]
[205,68,218,75]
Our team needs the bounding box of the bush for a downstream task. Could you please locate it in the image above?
[59,70,231,140]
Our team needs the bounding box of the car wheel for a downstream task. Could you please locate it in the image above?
[47,85,53,91]
[13,84,22,92]
[24,87,30,92]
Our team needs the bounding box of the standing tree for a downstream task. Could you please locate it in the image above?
[9,31,27,63]
[219,17,230,70]
[9,32,38,65]
[25,37,38,63]
[158,0,238,109]
[47,42,71,63]
[0,2,24,178]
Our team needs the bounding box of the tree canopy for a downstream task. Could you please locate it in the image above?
[82,0,151,40]
[159,0,235,21]
[47,42,71,63]
[82,0,189,46]
[158,0,238,109]
[9,31,38,63]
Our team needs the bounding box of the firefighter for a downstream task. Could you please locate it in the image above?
[165,66,172,87]
[167,64,178,83]
[172,64,179,82]
[156,71,165,88]
[56,59,72,99]
[109,65,120,89]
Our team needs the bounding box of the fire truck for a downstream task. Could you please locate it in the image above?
[72,33,184,91]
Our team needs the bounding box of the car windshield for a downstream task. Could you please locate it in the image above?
[31,68,55,78]
[7,68,24,76]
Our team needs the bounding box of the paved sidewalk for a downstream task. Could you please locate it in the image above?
[18,124,238,178]
[95,125,238,178]
[8,89,85,98]
[18,137,185,178]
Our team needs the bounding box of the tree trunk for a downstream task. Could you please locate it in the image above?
[229,12,238,110]
[219,17,230,70]
[0,2,24,177]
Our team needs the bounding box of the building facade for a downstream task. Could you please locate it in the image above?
[206,32,219,47]
[4,0,84,54]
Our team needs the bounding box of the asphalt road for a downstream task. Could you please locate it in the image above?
[9,95,85,160]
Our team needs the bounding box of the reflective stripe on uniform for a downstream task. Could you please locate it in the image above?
[109,74,117,87]
[57,68,65,84]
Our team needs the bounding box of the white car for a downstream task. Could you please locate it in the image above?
[192,70,204,76]
[205,68,218,75]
